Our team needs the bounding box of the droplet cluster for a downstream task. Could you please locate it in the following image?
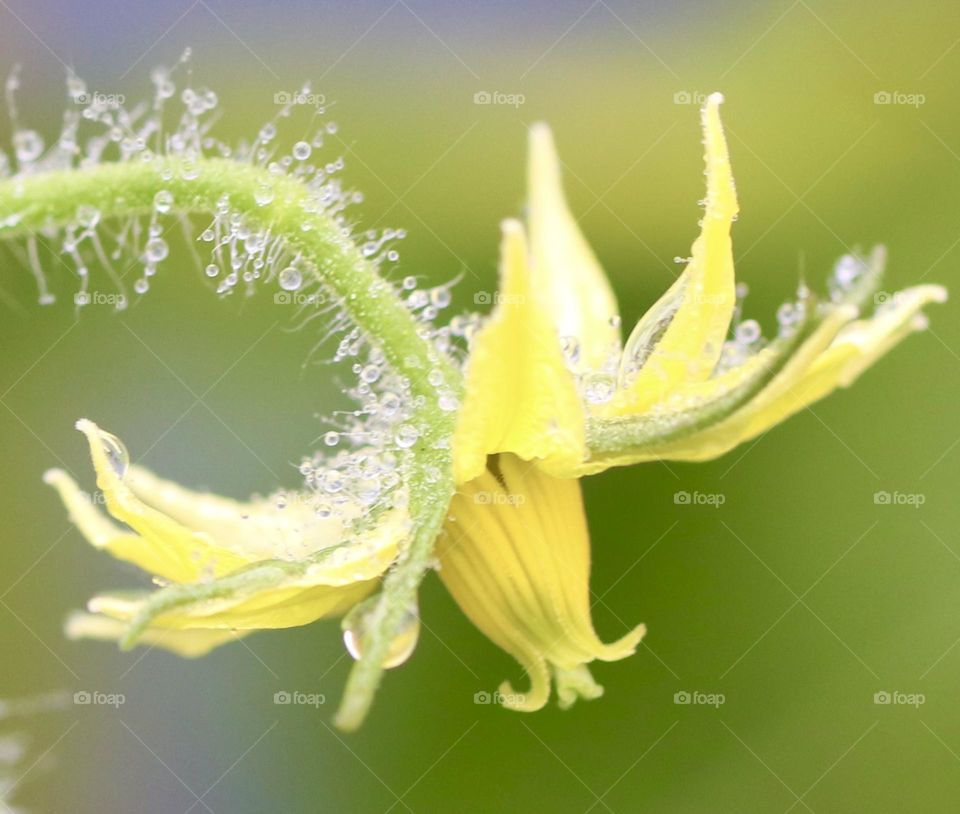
[0,54,473,547]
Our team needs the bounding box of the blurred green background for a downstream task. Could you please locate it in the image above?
[1,0,959,811]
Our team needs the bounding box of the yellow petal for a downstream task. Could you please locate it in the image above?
[616,92,738,413]
[437,454,645,711]
[123,464,357,562]
[68,419,251,582]
[65,611,247,658]
[87,580,377,632]
[452,221,585,482]
[591,285,946,466]
[61,419,379,582]
[80,506,407,636]
[527,123,621,370]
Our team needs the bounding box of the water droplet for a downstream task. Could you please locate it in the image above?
[395,424,419,449]
[205,263,219,278]
[430,288,451,308]
[381,392,401,417]
[145,238,168,262]
[293,141,312,160]
[582,372,616,404]
[153,190,174,214]
[560,336,581,366]
[342,596,420,669]
[323,431,340,447]
[278,266,302,291]
[734,319,761,345]
[254,184,274,206]
[439,393,459,412]
[321,469,343,494]
[76,205,100,229]
[13,130,43,163]
[99,430,129,478]
[776,302,802,336]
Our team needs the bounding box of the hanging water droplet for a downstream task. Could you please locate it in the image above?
[278,266,302,291]
[734,319,761,345]
[254,184,274,206]
[75,205,100,229]
[292,141,312,160]
[13,130,44,163]
[582,372,616,404]
[153,190,174,214]
[776,302,802,337]
[205,263,219,278]
[439,393,459,412]
[144,238,168,263]
[321,469,344,494]
[323,431,340,447]
[342,596,420,669]
[275,493,288,509]
[98,430,129,478]
[560,336,581,366]
[430,287,451,308]
[381,392,401,417]
[395,424,419,449]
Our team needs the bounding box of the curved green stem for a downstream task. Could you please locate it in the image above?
[0,158,461,730]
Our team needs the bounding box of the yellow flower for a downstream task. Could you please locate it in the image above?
[441,92,945,709]
[453,93,946,481]
[437,454,644,711]
[48,93,945,718]
[47,420,408,657]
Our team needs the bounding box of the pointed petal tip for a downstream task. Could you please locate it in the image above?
[701,91,738,221]
[528,122,554,150]
[500,217,524,236]
[41,467,64,485]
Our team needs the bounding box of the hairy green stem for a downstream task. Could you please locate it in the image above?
[0,158,461,729]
